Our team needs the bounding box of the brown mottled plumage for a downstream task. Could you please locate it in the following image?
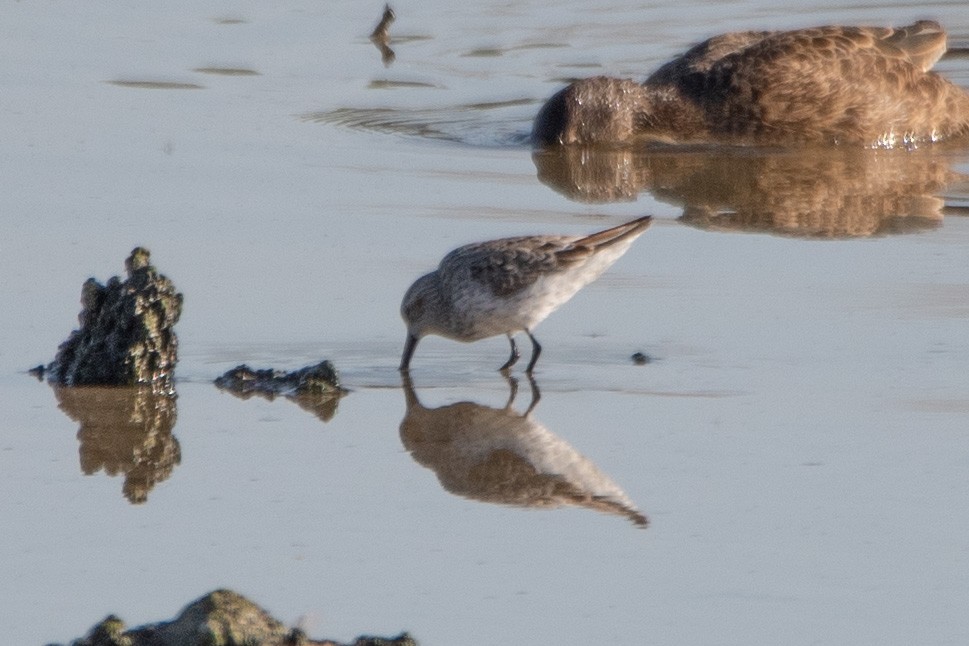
[533,22,969,147]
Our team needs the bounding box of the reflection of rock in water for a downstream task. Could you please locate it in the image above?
[399,375,647,527]
[54,386,180,505]
[44,247,183,395]
[533,145,965,238]
[302,99,535,148]
[214,362,346,423]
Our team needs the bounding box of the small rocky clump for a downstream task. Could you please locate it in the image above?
[215,361,346,422]
[58,589,417,646]
[41,247,183,395]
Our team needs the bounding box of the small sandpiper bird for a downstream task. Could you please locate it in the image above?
[399,216,652,374]
[533,21,969,147]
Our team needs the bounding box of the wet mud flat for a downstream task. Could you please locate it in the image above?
[5,1,969,645]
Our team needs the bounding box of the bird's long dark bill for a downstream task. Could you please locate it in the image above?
[399,334,419,371]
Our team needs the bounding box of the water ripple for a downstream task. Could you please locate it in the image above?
[303,99,536,148]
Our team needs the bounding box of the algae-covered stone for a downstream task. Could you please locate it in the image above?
[139,589,288,645]
[69,614,133,646]
[215,361,346,422]
[56,589,417,646]
[214,361,343,395]
[45,247,183,395]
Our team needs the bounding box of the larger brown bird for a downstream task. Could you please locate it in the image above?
[532,21,969,147]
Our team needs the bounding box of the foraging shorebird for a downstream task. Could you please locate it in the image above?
[533,21,969,147]
[399,216,652,373]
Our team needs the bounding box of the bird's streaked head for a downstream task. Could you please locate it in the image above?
[399,272,442,371]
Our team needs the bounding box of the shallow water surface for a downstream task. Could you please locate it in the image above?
[2,1,969,644]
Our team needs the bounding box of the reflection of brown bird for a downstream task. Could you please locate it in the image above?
[399,216,652,374]
[399,374,648,527]
[533,145,963,237]
[534,22,969,147]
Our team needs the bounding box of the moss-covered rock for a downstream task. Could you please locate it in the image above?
[214,362,346,422]
[58,590,416,646]
[135,589,288,645]
[44,247,182,395]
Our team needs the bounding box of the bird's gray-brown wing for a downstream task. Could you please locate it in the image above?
[439,236,578,298]
[437,217,652,299]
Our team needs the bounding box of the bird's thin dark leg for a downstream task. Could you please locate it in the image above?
[499,335,520,372]
[501,373,519,409]
[524,330,542,374]
[523,373,541,415]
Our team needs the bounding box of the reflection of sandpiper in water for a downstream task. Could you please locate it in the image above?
[399,216,652,374]
[399,374,648,527]
[533,22,969,147]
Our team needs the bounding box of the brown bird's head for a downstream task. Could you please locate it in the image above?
[532,76,646,145]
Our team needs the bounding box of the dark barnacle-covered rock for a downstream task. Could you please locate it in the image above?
[215,361,347,422]
[59,589,417,646]
[66,614,132,646]
[43,247,183,395]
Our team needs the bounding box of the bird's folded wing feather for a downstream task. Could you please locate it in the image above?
[440,237,577,297]
[876,20,947,72]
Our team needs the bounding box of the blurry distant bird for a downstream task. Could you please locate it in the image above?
[370,4,396,66]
